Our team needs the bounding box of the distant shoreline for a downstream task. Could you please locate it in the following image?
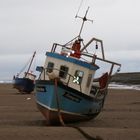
[111,72,140,85]
[1,82,140,91]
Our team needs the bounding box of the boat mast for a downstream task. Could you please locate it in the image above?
[24,51,36,78]
[76,7,93,38]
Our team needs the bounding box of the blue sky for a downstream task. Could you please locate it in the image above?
[0,0,140,80]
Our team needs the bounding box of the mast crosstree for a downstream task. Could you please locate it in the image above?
[75,7,93,38]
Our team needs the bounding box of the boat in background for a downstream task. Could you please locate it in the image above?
[13,51,36,94]
[35,8,121,125]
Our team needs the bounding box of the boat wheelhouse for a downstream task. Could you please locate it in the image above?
[38,50,99,95]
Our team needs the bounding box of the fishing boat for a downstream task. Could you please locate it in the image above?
[13,51,36,94]
[35,8,121,125]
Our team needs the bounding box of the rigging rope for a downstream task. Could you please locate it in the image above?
[18,52,36,76]
[18,56,32,76]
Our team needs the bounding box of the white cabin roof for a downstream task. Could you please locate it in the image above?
[46,52,99,71]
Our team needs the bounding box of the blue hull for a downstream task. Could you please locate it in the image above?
[13,77,35,93]
[35,80,104,124]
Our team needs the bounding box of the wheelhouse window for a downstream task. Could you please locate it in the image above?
[46,62,54,73]
[73,70,84,85]
[59,65,69,79]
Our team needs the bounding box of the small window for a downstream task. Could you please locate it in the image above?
[73,70,84,85]
[46,62,54,73]
[59,65,69,79]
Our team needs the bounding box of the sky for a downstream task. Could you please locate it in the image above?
[0,0,140,80]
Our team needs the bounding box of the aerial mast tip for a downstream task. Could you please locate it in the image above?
[76,6,93,37]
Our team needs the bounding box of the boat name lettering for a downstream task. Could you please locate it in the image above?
[36,86,46,92]
[63,92,81,103]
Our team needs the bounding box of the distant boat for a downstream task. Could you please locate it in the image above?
[13,51,36,94]
[35,8,121,125]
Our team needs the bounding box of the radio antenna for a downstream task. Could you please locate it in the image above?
[76,6,93,38]
[75,0,84,18]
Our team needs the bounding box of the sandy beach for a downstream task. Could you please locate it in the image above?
[0,84,140,140]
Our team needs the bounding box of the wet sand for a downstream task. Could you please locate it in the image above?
[0,84,140,140]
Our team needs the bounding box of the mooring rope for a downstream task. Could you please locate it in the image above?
[54,78,103,140]
[54,78,65,126]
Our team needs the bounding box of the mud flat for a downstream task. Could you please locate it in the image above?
[0,84,140,140]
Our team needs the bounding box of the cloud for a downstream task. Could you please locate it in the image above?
[0,0,140,80]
